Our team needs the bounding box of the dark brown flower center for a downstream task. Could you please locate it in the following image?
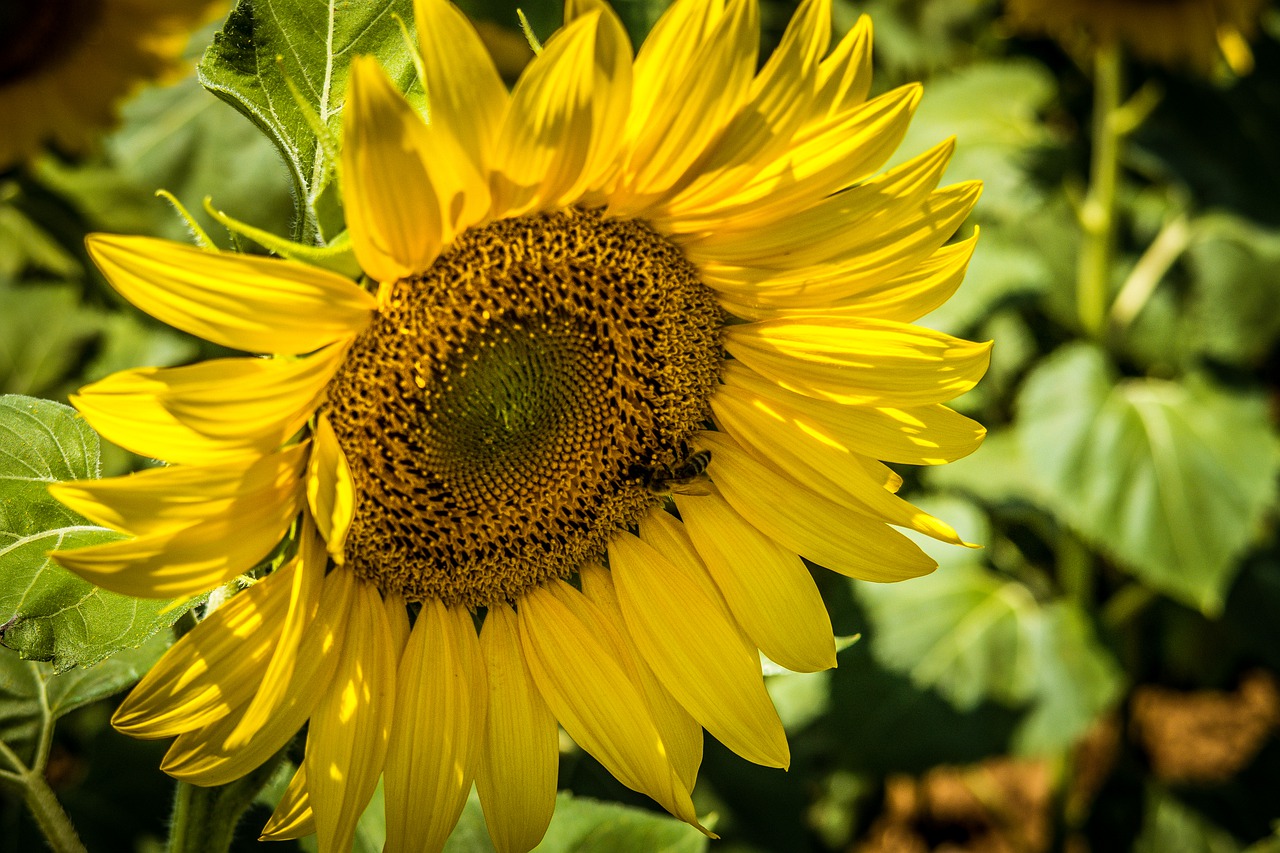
[0,0,101,86]
[325,209,723,608]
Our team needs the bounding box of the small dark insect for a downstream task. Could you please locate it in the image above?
[629,449,713,496]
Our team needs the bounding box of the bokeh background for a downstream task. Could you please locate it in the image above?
[3,0,1280,850]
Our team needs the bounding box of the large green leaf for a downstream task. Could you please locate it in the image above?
[1135,787,1244,853]
[1185,214,1280,368]
[0,396,198,672]
[1016,344,1278,614]
[197,0,417,240]
[0,281,103,398]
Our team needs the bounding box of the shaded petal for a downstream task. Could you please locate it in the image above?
[224,520,327,750]
[306,414,356,564]
[161,569,353,785]
[712,384,968,544]
[518,582,703,829]
[476,604,558,853]
[673,493,835,673]
[260,762,315,841]
[699,431,936,581]
[52,475,303,599]
[725,316,991,407]
[71,346,343,463]
[385,600,486,853]
[722,362,985,465]
[50,443,307,537]
[111,564,292,738]
[306,579,396,853]
[414,0,508,170]
[85,234,375,354]
[608,531,788,767]
[489,7,632,216]
[578,563,704,791]
[812,14,873,118]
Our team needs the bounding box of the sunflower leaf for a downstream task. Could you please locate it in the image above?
[197,0,418,242]
[1015,344,1278,614]
[0,395,199,673]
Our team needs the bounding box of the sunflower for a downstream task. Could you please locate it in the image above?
[1004,0,1265,75]
[50,0,988,849]
[0,0,225,170]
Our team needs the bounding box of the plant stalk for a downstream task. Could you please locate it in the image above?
[1077,40,1125,340]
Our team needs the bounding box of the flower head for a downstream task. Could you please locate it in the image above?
[52,0,989,850]
[0,0,225,169]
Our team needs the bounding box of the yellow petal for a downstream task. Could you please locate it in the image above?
[614,0,757,211]
[85,234,375,354]
[70,347,341,464]
[476,604,558,853]
[161,569,353,785]
[414,0,508,169]
[306,579,396,853]
[52,480,302,599]
[385,592,411,654]
[112,565,292,738]
[722,362,985,465]
[608,531,788,768]
[725,316,992,407]
[711,385,968,544]
[341,57,447,282]
[813,14,873,117]
[489,8,632,216]
[223,520,327,751]
[260,763,315,841]
[306,414,355,564]
[518,582,703,829]
[699,431,936,581]
[578,563,704,792]
[385,600,487,853]
[50,443,307,537]
[673,493,835,673]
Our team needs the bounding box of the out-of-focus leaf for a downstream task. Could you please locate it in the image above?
[83,313,200,384]
[924,429,1039,508]
[0,396,199,671]
[1011,602,1124,755]
[893,59,1057,221]
[1016,344,1278,614]
[1135,787,1243,853]
[0,281,102,397]
[0,204,79,279]
[0,634,168,767]
[197,0,417,240]
[921,229,1049,335]
[1185,214,1280,367]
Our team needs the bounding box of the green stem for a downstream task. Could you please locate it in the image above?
[166,752,286,853]
[21,769,88,853]
[1077,39,1125,340]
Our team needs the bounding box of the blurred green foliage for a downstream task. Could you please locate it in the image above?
[3,0,1280,851]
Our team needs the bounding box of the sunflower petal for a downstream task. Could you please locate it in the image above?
[161,569,353,786]
[725,316,991,407]
[608,531,788,768]
[223,521,327,751]
[476,604,558,853]
[578,563,704,792]
[50,443,306,538]
[813,14,873,117]
[307,414,356,564]
[722,362,985,465]
[699,431,936,581]
[260,763,315,841]
[306,580,396,853]
[490,7,632,216]
[85,234,374,354]
[518,582,703,829]
[673,493,836,673]
[111,565,292,738]
[385,600,486,853]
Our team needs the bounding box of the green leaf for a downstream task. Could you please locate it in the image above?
[1016,344,1279,614]
[196,0,418,240]
[1185,214,1280,368]
[924,429,1039,507]
[0,635,168,767]
[1135,787,1244,853]
[0,281,103,398]
[0,395,199,672]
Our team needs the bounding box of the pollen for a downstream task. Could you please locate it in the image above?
[324,209,724,607]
